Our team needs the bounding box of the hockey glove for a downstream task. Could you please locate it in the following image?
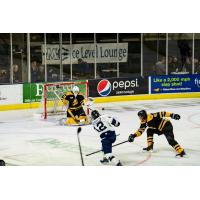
[170,113,180,120]
[111,118,120,127]
[115,122,120,127]
[128,134,135,142]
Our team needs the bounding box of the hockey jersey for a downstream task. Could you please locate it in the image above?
[92,114,120,138]
[134,111,171,137]
[61,91,85,110]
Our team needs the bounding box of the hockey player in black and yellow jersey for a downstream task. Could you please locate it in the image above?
[128,110,186,157]
[61,86,87,125]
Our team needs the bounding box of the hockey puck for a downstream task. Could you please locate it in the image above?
[102,107,105,110]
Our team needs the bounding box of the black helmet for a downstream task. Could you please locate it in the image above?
[91,110,100,120]
[0,159,5,166]
[137,110,147,119]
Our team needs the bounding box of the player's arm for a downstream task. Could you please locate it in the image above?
[157,111,180,120]
[128,122,147,142]
[79,93,85,105]
[61,94,69,106]
[61,94,69,113]
[67,109,80,122]
[110,117,120,127]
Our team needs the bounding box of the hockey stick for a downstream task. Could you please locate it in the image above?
[85,140,128,157]
[77,127,85,166]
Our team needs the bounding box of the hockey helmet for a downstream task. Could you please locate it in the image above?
[91,110,100,120]
[72,86,80,97]
[137,110,147,119]
[0,159,5,166]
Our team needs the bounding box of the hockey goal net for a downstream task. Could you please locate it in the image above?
[40,81,89,119]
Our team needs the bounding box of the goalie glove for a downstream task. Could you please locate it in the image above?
[170,113,180,120]
[128,134,136,142]
[74,116,86,125]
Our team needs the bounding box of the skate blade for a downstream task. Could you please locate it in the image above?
[100,162,110,166]
[142,149,153,153]
[175,154,189,158]
[116,162,123,166]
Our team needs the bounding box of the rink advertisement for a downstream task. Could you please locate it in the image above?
[88,77,148,97]
[23,81,87,103]
[23,83,43,103]
[41,43,128,64]
[0,85,23,105]
[150,74,200,94]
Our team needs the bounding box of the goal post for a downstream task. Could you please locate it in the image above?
[41,80,89,119]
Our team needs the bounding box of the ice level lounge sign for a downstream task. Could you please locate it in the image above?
[42,43,128,64]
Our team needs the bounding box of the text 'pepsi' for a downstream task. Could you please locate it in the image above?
[112,79,139,90]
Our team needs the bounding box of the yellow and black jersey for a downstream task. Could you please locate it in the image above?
[134,111,171,137]
[61,91,85,110]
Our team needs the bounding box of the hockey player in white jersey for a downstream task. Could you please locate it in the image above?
[90,110,122,166]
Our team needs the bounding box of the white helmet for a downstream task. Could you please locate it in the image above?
[72,86,80,97]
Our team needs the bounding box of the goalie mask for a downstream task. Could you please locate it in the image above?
[72,86,80,97]
[91,110,100,120]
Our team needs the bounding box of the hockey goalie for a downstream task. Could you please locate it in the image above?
[60,86,92,126]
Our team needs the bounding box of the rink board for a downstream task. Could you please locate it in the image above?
[0,92,200,111]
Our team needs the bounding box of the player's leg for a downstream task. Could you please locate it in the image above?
[74,107,90,124]
[78,107,89,123]
[101,133,122,166]
[101,136,115,164]
[143,128,154,151]
[163,122,186,157]
[164,131,186,156]
[66,109,79,125]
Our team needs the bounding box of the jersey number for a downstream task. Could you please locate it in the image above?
[96,121,107,132]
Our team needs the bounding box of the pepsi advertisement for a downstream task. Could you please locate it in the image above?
[88,77,148,97]
[150,74,200,94]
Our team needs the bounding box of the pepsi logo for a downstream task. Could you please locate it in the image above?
[97,79,112,96]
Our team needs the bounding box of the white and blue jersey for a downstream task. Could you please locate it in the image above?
[92,114,120,154]
[92,114,120,139]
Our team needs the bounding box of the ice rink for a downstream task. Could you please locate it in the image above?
[0,98,200,166]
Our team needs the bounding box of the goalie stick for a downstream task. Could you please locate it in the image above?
[77,127,85,166]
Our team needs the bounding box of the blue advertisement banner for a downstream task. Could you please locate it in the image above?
[150,74,200,94]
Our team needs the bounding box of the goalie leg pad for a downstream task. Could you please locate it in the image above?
[66,117,79,125]
[79,115,91,124]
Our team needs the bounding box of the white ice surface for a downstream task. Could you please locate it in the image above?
[0,98,200,166]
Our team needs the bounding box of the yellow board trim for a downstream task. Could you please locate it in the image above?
[0,92,200,111]
[94,92,200,103]
[0,102,41,111]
